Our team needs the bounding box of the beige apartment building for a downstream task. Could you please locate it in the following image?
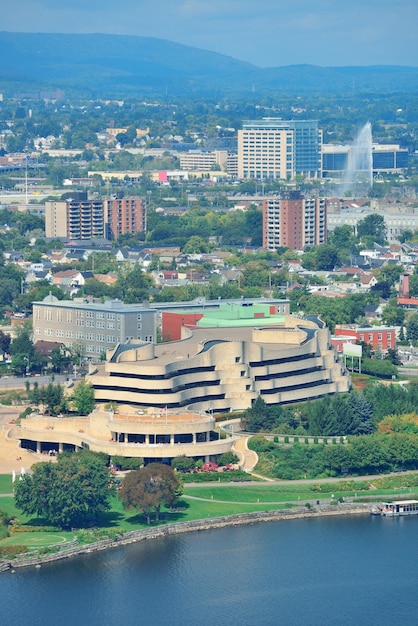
[179,150,228,171]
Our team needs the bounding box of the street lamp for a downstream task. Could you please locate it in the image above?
[23,356,30,377]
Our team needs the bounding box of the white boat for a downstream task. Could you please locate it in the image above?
[372,500,418,516]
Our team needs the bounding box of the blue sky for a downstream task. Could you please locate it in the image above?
[2,0,417,67]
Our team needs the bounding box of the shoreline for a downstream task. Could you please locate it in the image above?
[0,503,370,573]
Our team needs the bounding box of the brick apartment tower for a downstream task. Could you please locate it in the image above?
[105,195,146,240]
[262,194,327,251]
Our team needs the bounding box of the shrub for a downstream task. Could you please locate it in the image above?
[180,471,251,483]
[248,436,276,453]
[217,452,239,466]
[171,456,196,472]
[0,545,28,557]
[0,525,9,540]
[111,456,144,471]
[10,525,59,533]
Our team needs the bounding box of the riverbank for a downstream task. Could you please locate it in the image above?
[0,502,370,573]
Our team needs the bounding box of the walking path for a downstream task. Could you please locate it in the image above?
[232,436,258,472]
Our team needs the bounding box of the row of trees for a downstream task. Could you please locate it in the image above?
[249,430,418,480]
[241,393,374,437]
[14,453,182,528]
[25,380,95,416]
[242,382,418,437]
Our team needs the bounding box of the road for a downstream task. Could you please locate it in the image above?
[0,374,72,390]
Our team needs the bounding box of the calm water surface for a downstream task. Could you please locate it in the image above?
[2,514,417,626]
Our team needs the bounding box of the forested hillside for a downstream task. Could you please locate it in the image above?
[1,32,418,97]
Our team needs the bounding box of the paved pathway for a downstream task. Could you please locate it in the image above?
[232,436,258,472]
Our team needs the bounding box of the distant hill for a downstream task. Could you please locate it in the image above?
[1,31,418,97]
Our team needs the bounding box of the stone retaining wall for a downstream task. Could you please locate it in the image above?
[0,503,370,573]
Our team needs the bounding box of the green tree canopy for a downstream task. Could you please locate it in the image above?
[119,463,182,524]
[71,380,95,416]
[357,214,386,245]
[14,451,112,528]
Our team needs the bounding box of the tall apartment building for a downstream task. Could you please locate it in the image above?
[262,194,327,251]
[33,295,157,360]
[45,193,105,239]
[45,192,146,240]
[238,118,322,181]
[104,194,146,240]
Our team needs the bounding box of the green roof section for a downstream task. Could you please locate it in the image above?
[197,302,286,328]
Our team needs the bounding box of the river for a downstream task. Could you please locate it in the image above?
[2,513,417,626]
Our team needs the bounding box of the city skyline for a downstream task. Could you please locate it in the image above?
[1,0,417,68]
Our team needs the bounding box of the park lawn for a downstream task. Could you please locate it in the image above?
[0,475,13,494]
[0,496,26,520]
[1,531,75,549]
[97,495,290,532]
[183,483,418,504]
[185,485,344,503]
[183,482,368,503]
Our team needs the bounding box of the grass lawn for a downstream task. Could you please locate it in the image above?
[0,496,24,520]
[1,473,418,554]
[183,482,418,504]
[0,475,13,494]
[1,531,75,549]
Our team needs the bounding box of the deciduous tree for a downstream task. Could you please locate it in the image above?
[119,463,182,524]
[15,451,112,528]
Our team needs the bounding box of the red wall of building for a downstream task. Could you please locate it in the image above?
[161,312,204,341]
[334,327,396,351]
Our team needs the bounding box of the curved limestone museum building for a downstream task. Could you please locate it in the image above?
[13,303,350,464]
[88,303,350,413]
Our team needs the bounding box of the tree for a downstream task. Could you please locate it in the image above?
[119,463,182,524]
[314,244,341,271]
[385,348,402,366]
[0,330,11,353]
[407,274,418,297]
[171,456,196,472]
[328,224,356,251]
[39,382,67,416]
[381,305,405,327]
[406,313,418,344]
[71,380,95,416]
[217,452,240,466]
[357,214,386,245]
[347,392,375,434]
[14,451,112,528]
[116,264,152,303]
[9,323,38,375]
[370,281,391,300]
